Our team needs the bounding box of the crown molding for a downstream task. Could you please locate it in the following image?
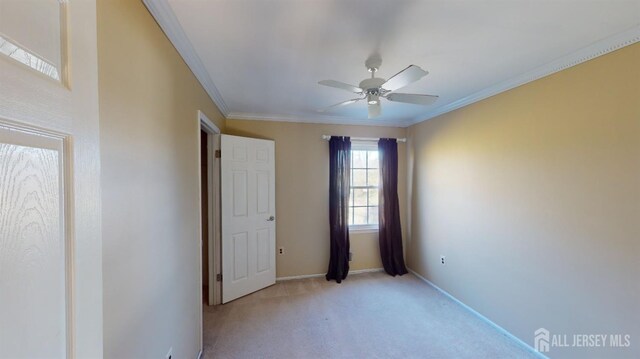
[142,0,230,116]
[227,112,411,128]
[407,25,640,126]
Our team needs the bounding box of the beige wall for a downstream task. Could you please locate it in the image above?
[225,120,407,277]
[407,43,639,358]
[97,0,225,357]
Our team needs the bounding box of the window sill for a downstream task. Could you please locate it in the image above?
[349,225,379,234]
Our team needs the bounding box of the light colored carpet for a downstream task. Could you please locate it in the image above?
[202,272,536,359]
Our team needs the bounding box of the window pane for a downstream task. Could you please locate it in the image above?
[352,150,366,168]
[352,169,366,187]
[368,206,379,224]
[368,188,379,206]
[349,148,382,228]
[353,188,367,206]
[367,168,379,187]
[367,150,378,169]
[353,207,367,225]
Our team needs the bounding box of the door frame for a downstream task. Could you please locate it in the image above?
[197,111,221,312]
[198,110,221,308]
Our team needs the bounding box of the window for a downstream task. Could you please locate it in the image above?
[349,142,379,229]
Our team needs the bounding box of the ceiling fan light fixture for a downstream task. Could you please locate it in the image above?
[367,94,379,105]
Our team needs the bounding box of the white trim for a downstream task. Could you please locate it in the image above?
[407,25,640,126]
[142,0,229,115]
[276,268,384,281]
[350,268,384,275]
[196,110,221,356]
[195,115,204,355]
[407,268,549,359]
[227,112,411,128]
[198,110,220,134]
[350,140,379,151]
[349,226,378,234]
[276,273,325,281]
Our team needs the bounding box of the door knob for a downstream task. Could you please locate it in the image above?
[267,216,275,221]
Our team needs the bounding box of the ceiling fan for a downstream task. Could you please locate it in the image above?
[317,56,438,119]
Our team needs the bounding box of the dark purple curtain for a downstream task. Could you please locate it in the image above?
[326,136,351,283]
[378,138,408,276]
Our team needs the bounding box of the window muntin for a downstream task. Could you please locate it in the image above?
[349,144,379,227]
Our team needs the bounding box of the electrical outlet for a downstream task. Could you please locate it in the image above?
[349,252,353,261]
[165,347,172,359]
[440,255,446,265]
[278,247,285,255]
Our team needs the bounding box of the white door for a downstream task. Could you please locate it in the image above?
[0,0,102,357]
[220,135,276,303]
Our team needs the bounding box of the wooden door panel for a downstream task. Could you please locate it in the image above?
[0,126,67,357]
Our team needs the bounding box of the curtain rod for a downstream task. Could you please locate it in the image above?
[321,135,406,143]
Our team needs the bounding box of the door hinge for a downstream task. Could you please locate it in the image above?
[215,150,221,158]
[216,273,222,282]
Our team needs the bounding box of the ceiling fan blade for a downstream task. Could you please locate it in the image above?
[368,102,381,119]
[386,93,439,105]
[317,98,363,112]
[318,80,363,94]
[381,65,428,91]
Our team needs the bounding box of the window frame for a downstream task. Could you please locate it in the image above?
[349,141,380,232]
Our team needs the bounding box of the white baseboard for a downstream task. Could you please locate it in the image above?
[407,268,548,359]
[350,268,384,275]
[276,273,325,281]
[276,267,384,281]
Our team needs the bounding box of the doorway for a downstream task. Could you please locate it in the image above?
[201,129,209,304]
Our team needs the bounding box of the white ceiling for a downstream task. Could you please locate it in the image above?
[148,0,640,127]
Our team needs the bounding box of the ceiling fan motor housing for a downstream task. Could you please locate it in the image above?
[359,78,386,105]
[359,77,386,95]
